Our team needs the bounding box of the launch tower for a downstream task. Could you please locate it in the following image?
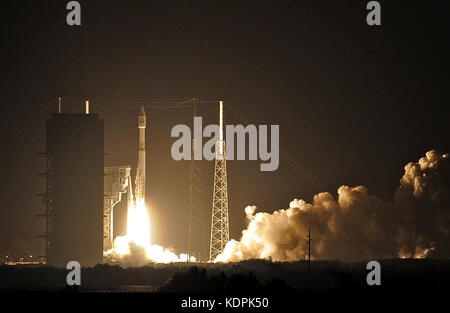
[209,101,230,261]
[103,166,131,251]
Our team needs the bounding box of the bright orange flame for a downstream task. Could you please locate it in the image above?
[105,198,195,263]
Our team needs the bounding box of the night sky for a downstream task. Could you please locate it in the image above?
[0,0,449,258]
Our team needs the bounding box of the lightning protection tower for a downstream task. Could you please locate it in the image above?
[209,101,230,261]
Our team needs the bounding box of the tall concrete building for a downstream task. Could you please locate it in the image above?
[45,111,104,267]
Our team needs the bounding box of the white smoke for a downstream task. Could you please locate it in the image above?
[216,150,449,262]
[104,242,193,267]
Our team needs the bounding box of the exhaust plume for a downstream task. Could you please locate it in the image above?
[216,150,449,262]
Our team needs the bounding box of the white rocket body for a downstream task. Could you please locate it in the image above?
[135,105,146,202]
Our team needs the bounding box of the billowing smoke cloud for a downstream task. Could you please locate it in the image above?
[216,150,449,262]
[104,241,193,267]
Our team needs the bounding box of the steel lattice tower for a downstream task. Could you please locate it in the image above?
[188,98,205,261]
[209,101,230,261]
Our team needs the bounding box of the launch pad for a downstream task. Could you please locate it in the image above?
[38,99,231,265]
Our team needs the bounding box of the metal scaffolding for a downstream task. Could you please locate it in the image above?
[103,166,131,251]
[36,153,54,264]
[209,101,230,261]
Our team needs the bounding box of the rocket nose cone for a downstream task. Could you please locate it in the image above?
[139,105,146,116]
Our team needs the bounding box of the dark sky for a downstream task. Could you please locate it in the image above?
[0,0,449,258]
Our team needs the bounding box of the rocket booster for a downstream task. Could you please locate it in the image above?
[135,105,146,202]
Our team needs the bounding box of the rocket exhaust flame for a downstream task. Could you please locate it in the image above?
[126,198,151,250]
[105,197,193,264]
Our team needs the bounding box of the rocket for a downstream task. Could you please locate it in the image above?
[135,105,146,202]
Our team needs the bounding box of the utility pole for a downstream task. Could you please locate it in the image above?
[307,228,312,272]
[58,97,62,113]
[188,98,195,261]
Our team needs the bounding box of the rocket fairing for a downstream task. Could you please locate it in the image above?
[135,105,146,202]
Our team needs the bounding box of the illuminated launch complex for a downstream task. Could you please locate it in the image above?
[38,99,229,266]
